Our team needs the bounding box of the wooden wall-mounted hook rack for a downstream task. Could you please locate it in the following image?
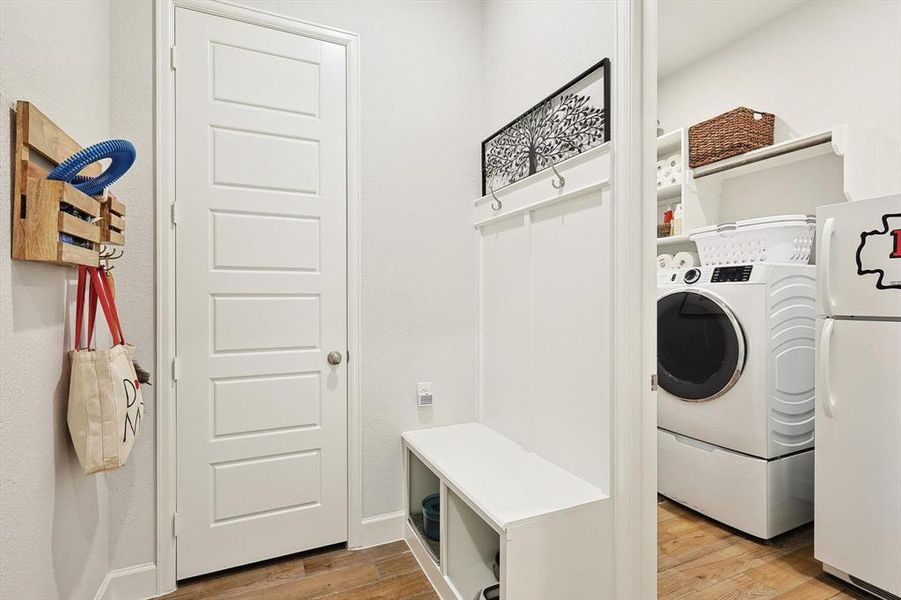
[11,101,120,267]
[100,193,126,246]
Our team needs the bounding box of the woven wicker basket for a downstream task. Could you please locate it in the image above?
[689,107,775,168]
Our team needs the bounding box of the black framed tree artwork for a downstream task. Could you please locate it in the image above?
[482,58,610,196]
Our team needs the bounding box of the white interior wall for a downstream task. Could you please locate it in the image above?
[108,0,156,572]
[658,0,901,143]
[1,2,161,596]
[480,1,615,137]
[0,2,118,599]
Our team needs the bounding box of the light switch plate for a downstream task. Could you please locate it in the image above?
[417,382,433,407]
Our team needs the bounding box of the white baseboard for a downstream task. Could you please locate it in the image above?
[359,510,405,548]
[94,563,157,600]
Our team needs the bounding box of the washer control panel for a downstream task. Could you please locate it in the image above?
[711,265,754,283]
[658,265,760,286]
[658,264,812,288]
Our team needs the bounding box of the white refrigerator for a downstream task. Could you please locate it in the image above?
[815,195,901,599]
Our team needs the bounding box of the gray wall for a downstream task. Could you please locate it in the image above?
[0,2,117,598]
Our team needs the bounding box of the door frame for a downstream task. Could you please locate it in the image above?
[154,0,363,593]
[612,0,658,597]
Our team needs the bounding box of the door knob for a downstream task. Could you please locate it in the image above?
[327,351,343,365]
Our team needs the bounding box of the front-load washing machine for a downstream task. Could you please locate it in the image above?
[656,264,816,538]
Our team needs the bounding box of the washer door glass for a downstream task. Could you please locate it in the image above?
[657,290,745,401]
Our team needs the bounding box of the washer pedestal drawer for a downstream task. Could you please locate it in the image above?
[658,428,813,539]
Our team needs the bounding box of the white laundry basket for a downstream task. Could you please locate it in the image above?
[690,215,815,266]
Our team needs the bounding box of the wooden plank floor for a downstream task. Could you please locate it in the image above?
[161,540,437,600]
[162,500,871,599]
[658,497,870,600]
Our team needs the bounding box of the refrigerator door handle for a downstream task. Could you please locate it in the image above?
[821,217,836,317]
[820,318,836,418]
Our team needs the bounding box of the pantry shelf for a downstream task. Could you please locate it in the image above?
[693,130,834,182]
[657,182,681,202]
[657,234,692,248]
[657,129,681,157]
[655,128,711,239]
[690,125,900,203]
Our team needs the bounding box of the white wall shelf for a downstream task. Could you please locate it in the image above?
[691,125,901,212]
[657,182,681,202]
[653,125,901,248]
[656,129,681,157]
[473,143,610,222]
[693,130,834,183]
[657,234,691,248]
[403,424,612,600]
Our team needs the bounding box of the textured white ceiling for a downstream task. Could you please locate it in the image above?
[658,0,807,78]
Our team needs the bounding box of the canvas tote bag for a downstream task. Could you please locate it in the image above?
[67,265,144,474]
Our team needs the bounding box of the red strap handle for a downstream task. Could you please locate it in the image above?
[98,267,125,344]
[89,268,123,346]
[87,271,98,349]
[74,266,87,350]
[73,266,127,350]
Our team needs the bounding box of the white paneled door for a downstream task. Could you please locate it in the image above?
[174,8,347,579]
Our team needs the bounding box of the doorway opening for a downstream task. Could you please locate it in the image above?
[650,2,899,598]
